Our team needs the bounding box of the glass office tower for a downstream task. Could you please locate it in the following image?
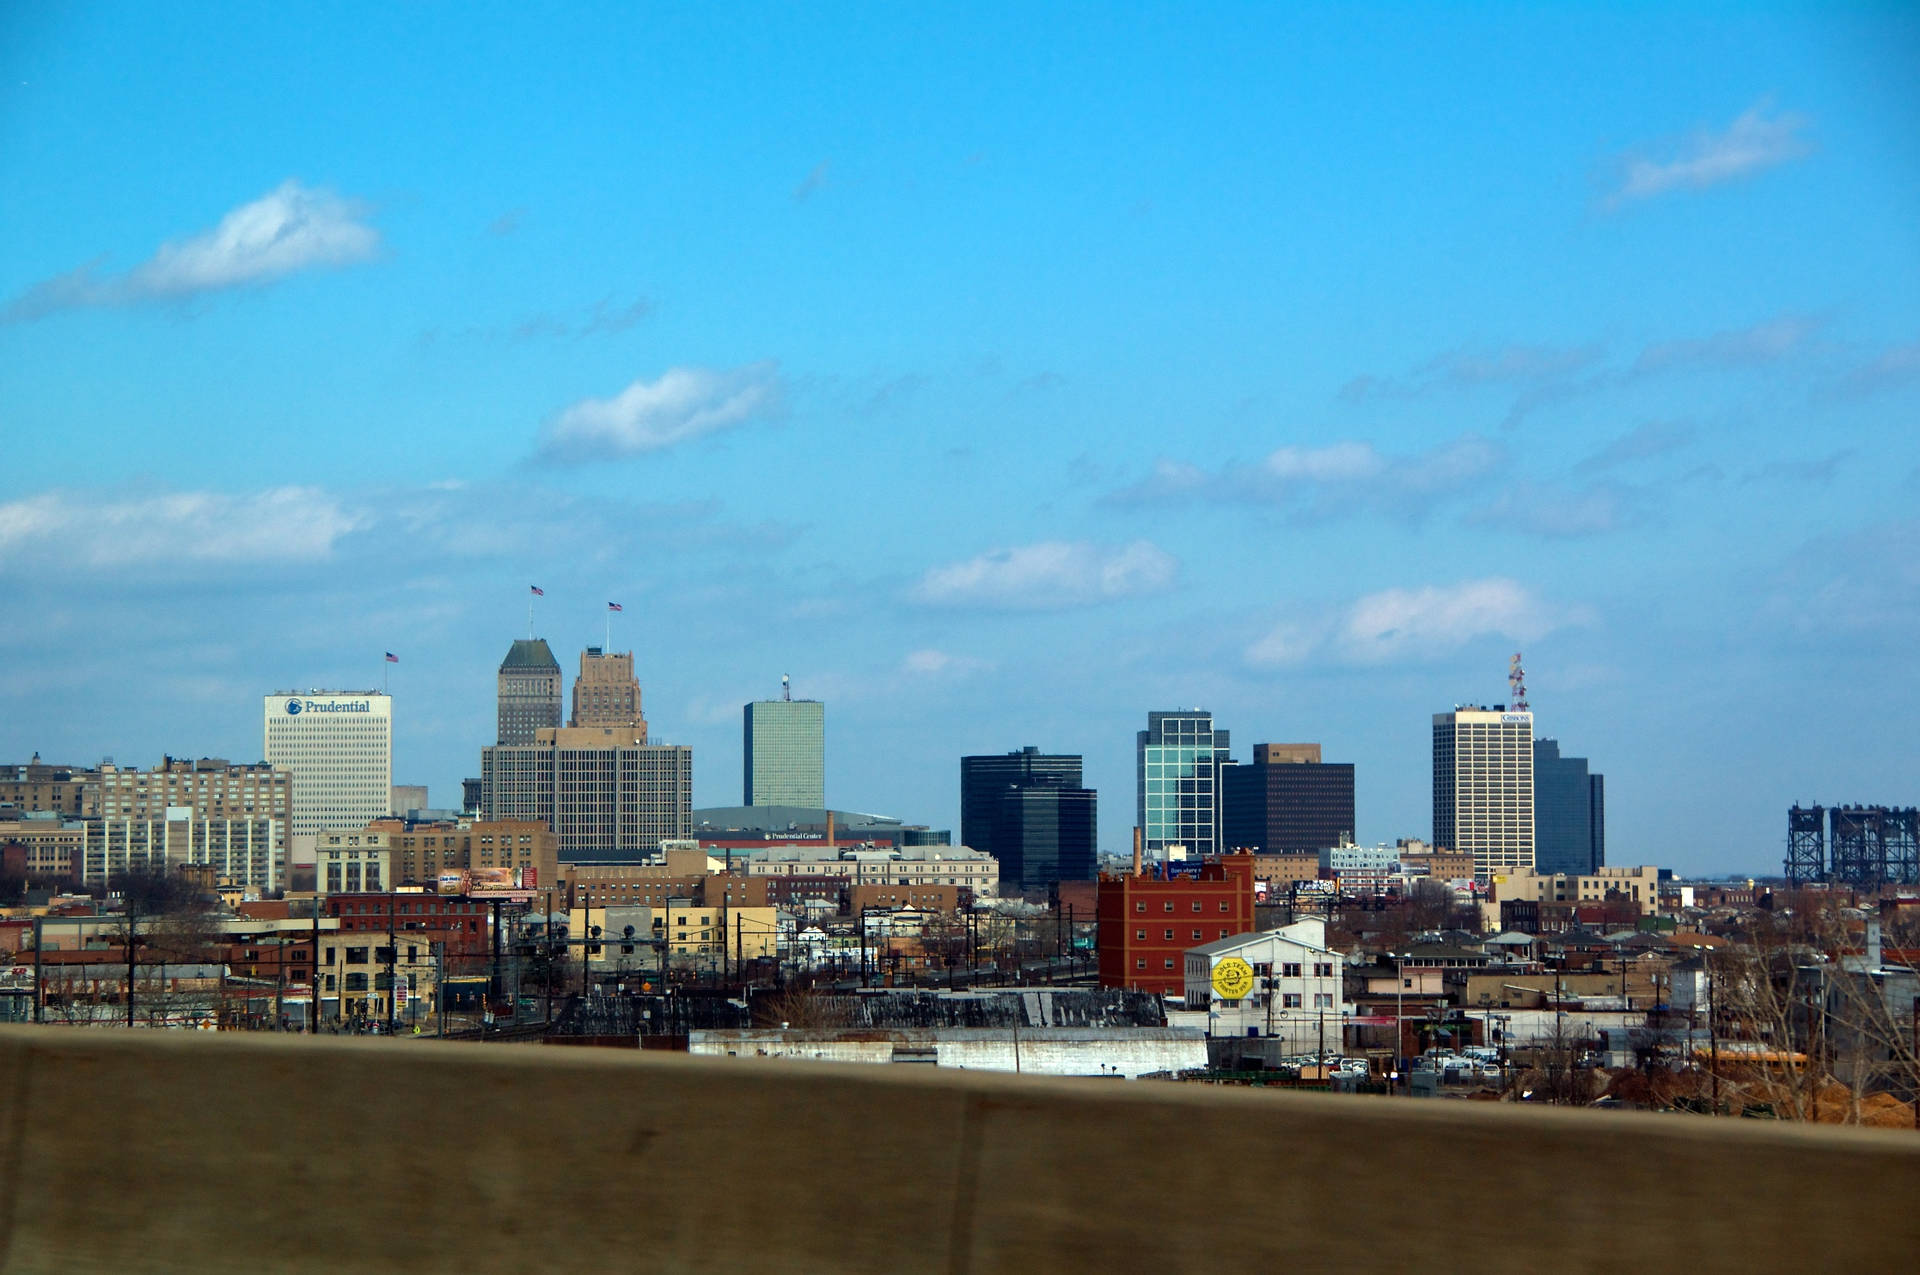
[1137,710,1232,859]
[743,698,825,808]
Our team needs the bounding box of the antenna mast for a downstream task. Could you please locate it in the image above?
[781,674,791,703]
[1508,652,1529,712]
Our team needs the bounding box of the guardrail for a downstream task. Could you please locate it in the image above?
[0,1027,1915,1272]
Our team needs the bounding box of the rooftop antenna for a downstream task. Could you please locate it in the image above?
[1508,652,1529,713]
[781,674,791,702]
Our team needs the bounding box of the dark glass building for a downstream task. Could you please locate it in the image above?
[1220,742,1356,854]
[960,747,1097,893]
[1534,738,1605,875]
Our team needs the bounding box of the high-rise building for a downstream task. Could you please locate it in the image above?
[497,639,562,745]
[1432,706,1534,880]
[570,647,646,737]
[482,726,693,858]
[743,695,825,808]
[960,747,1097,893]
[85,756,292,890]
[1137,710,1232,859]
[1221,742,1356,854]
[1533,738,1605,876]
[264,692,393,842]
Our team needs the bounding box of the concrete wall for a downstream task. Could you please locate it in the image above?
[689,1027,1205,1077]
[1,1028,1917,1273]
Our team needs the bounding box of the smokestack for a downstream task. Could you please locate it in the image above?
[1132,827,1143,877]
[825,811,834,850]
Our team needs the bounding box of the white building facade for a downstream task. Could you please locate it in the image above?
[264,692,393,840]
[1433,707,1535,880]
[1182,919,1349,1042]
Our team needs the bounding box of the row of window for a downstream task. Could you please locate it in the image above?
[1133,900,1234,913]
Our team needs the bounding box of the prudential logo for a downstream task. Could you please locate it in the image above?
[286,699,303,715]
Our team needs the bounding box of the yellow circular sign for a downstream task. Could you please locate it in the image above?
[1211,956,1255,1001]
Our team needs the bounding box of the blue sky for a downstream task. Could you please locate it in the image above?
[3,5,1917,874]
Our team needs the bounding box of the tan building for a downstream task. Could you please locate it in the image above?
[570,647,646,735]
[319,820,557,893]
[741,846,997,895]
[1487,865,1662,920]
[849,884,968,913]
[0,819,87,881]
[1251,852,1322,887]
[0,758,97,817]
[1399,844,1475,881]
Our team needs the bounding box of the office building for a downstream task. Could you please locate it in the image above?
[1137,710,1232,859]
[319,818,556,893]
[570,647,647,736]
[0,756,96,817]
[1221,742,1355,854]
[482,726,693,859]
[264,692,393,841]
[743,695,824,808]
[1533,739,1605,876]
[960,747,1097,893]
[497,639,563,745]
[1432,706,1534,880]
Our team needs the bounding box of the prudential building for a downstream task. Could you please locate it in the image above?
[264,692,394,839]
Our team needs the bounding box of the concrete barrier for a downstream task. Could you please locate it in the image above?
[0,1027,1916,1272]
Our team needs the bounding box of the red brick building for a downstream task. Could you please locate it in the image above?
[324,893,490,959]
[1098,853,1258,995]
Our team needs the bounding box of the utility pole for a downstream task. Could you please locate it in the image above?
[385,888,397,1036]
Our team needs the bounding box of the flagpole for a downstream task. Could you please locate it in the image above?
[606,607,611,652]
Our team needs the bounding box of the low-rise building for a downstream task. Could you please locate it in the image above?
[1181,919,1348,1041]
[1097,853,1258,995]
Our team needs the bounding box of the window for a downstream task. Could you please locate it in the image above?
[1282,993,1302,1008]
[1134,902,1146,913]
[1136,930,1146,941]
[1191,930,1202,940]
[1191,901,1202,913]
[1219,901,1229,913]
[1313,962,1334,977]
[1313,993,1334,1008]
[1281,962,1301,978]
[345,947,368,965]
[1135,958,1147,970]
[1163,958,1175,969]
[1163,929,1174,940]
[345,973,368,992]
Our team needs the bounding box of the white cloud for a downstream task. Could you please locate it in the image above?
[1610,101,1811,206]
[537,362,782,462]
[902,648,991,676]
[909,540,1177,611]
[0,487,365,569]
[1111,433,1503,517]
[1245,577,1571,668]
[5,180,379,320]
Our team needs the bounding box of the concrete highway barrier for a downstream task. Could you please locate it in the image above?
[0,1028,1915,1272]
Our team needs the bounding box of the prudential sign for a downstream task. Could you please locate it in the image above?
[285,698,373,715]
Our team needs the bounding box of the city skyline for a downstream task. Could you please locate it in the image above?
[4,7,1918,875]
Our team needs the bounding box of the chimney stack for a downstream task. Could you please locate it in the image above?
[1132,827,1143,877]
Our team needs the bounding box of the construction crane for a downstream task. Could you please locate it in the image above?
[1508,653,1529,713]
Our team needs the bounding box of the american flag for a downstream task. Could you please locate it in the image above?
[529,584,544,596]
[608,602,623,612]
[385,652,399,664]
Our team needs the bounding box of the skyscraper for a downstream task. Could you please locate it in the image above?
[1533,738,1605,876]
[960,746,1097,893]
[264,691,393,840]
[482,726,693,858]
[1221,742,1356,853]
[743,693,825,808]
[570,646,646,738]
[1433,706,1534,880]
[497,639,562,745]
[1137,710,1232,859]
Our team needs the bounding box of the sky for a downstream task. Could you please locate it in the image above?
[2,4,1917,876]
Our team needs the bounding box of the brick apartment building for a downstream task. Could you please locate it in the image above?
[1097,852,1258,995]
